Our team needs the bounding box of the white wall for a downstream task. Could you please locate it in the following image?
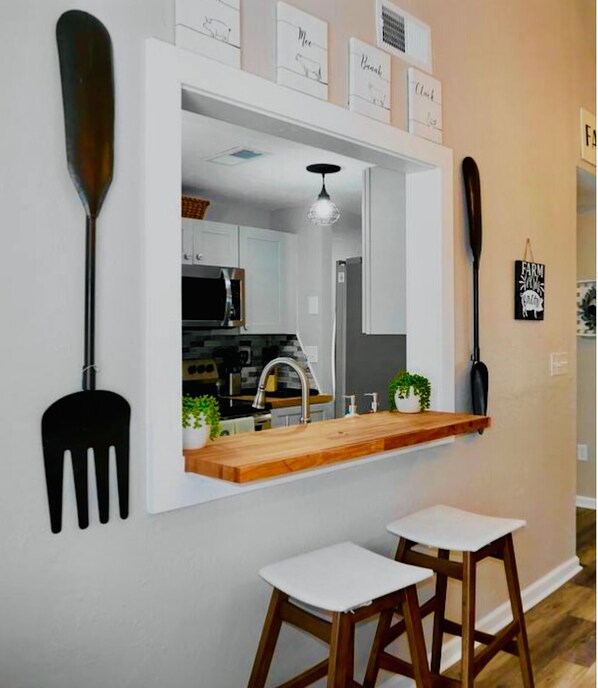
[182,189,273,229]
[0,2,594,688]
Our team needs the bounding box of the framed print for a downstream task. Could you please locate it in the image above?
[577,280,596,336]
[175,0,241,68]
[407,67,442,143]
[276,2,328,100]
[514,260,545,320]
[348,38,391,123]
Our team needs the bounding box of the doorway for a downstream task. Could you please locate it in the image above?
[576,166,596,509]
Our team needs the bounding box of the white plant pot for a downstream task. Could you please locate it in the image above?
[182,423,210,450]
[394,388,421,413]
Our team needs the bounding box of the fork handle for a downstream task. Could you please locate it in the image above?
[83,214,96,391]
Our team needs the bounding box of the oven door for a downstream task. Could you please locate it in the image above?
[182,265,245,328]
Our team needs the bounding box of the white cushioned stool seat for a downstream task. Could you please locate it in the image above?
[386,504,526,553]
[259,541,433,613]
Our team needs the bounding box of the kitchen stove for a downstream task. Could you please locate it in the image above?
[182,358,271,430]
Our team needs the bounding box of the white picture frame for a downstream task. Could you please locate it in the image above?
[407,67,442,143]
[175,0,241,69]
[348,38,391,123]
[577,279,596,337]
[276,2,328,101]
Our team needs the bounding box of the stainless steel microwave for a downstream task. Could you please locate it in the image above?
[182,264,245,328]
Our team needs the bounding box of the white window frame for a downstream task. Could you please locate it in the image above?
[145,39,454,514]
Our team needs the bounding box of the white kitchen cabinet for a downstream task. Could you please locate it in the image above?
[270,402,334,428]
[181,219,239,266]
[362,167,406,334]
[239,225,297,334]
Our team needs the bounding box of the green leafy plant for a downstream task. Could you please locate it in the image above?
[388,371,431,411]
[182,395,221,440]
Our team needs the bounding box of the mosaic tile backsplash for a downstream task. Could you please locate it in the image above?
[182,332,316,391]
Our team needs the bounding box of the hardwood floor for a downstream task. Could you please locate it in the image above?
[446,508,596,686]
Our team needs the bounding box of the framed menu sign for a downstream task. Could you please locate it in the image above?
[514,260,545,320]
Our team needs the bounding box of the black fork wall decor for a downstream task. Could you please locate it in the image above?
[41,10,130,533]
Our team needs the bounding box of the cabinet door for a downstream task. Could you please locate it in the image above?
[270,402,332,428]
[239,226,297,334]
[182,219,239,266]
[362,167,406,334]
[181,222,193,264]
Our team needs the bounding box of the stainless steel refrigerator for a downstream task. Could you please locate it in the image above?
[334,258,406,417]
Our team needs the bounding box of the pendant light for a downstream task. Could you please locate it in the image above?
[306,164,341,226]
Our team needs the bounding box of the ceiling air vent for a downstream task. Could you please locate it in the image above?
[376,0,432,72]
[206,147,268,166]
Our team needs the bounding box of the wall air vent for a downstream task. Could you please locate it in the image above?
[375,0,432,72]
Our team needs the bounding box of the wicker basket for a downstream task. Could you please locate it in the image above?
[181,195,210,220]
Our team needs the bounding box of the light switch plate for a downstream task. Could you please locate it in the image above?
[550,352,569,376]
[304,345,318,363]
[577,444,589,461]
[308,296,319,315]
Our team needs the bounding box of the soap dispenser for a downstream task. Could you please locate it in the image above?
[344,395,359,417]
[364,392,379,413]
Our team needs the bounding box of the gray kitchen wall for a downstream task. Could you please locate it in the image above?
[576,207,596,500]
[1,2,594,688]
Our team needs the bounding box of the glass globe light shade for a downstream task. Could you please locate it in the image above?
[307,189,340,226]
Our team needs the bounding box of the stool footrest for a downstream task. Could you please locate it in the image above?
[441,619,519,656]
[277,659,328,688]
[379,651,417,678]
[402,549,463,581]
[473,619,521,676]
[386,595,438,645]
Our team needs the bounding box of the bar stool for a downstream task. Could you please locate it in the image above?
[247,541,434,688]
[364,505,535,687]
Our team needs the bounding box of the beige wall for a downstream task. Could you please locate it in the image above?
[577,209,596,499]
[0,2,595,686]
[243,0,595,566]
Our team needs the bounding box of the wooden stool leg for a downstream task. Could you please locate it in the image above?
[461,553,476,688]
[328,612,354,688]
[403,586,432,688]
[503,534,535,688]
[247,589,287,688]
[431,548,450,673]
[363,608,395,688]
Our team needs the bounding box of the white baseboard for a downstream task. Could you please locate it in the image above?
[576,495,596,510]
[378,556,582,688]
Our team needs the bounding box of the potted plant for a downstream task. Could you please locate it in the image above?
[389,371,431,413]
[182,395,221,449]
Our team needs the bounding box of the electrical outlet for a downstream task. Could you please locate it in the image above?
[238,346,252,366]
[577,444,589,462]
[550,352,569,376]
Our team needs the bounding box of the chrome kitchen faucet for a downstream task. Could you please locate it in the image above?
[252,357,311,424]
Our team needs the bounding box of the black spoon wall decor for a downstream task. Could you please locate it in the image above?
[462,156,489,427]
[41,10,130,533]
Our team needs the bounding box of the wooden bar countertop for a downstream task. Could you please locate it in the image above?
[184,410,490,484]
[221,393,333,409]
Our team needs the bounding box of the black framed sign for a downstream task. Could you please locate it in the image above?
[514,260,545,320]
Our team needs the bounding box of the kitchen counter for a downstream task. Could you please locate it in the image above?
[184,410,490,483]
[223,393,334,409]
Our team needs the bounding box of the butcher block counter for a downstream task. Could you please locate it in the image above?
[223,393,333,409]
[184,410,490,484]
